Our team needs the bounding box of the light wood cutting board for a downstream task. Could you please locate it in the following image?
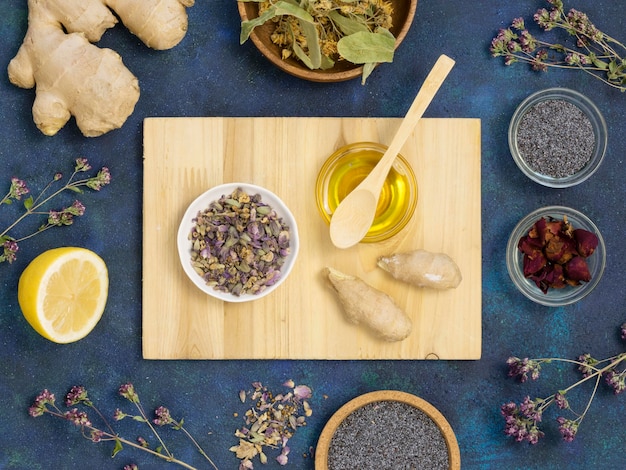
[143,117,481,360]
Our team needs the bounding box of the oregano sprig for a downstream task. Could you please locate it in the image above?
[490,0,626,91]
[0,158,110,264]
[29,384,219,470]
[501,321,626,444]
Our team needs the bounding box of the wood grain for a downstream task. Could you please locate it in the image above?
[142,117,481,360]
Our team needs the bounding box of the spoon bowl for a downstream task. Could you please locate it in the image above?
[316,142,418,243]
[329,54,455,249]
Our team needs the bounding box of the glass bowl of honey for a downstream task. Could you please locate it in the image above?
[315,142,418,243]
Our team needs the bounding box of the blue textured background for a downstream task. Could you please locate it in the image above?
[1,1,626,469]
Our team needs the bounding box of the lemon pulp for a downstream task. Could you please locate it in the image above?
[18,247,108,343]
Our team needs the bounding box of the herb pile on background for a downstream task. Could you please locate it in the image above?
[490,0,626,91]
[230,380,313,468]
[1,158,110,264]
[240,0,395,84]
[501,321,626,444]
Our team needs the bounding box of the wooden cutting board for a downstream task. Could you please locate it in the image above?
[142,117,481,360]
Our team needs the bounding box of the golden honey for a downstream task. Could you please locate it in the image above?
[316,142,418,243]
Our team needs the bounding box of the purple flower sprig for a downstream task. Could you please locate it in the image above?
[502,322,626,444]
[490,0,626,92]
[1,158,111,264]
[29,384,218,470]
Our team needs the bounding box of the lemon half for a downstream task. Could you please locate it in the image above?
[18,247,109,343]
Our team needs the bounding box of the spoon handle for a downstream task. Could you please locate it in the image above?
[328,54,455,249]
[369,54,455,190]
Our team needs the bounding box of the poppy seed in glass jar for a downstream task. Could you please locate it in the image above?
[516,99,595,178]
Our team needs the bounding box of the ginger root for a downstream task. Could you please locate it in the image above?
[8,0,194,137]
[377,249,462,289]
[324,267,412,342]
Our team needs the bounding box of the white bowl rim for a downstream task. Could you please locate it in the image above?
[177,182,299,303]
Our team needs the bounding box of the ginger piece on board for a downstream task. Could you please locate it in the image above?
[324,267,412,342]
[377,249,462,290]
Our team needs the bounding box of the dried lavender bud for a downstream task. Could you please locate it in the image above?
[516,99,595,179]
[188,187,291,296]
[230,381,312,467]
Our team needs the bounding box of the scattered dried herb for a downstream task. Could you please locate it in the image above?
[230,380,313,468]
[517,215,598,294]
[516,99,595,178]
[240,0,395,84]
[188,187,291,297]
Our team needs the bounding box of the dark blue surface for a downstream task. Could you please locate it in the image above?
[2,1,626,469]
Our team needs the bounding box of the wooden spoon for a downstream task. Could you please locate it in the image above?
[329,54,455,249]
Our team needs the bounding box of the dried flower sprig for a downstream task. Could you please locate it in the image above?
[490,0,626,91]
[29,384,218,470]
[230,380,313,469]
[501,322,626,444]
[1,158,111,264]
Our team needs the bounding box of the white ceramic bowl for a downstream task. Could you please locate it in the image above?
[177,183,299,302]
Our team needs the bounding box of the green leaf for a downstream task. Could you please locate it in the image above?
[588,53,608,70]
[376,27,395,40]
[361,62,376,84]
[328,10,369,36]
[111,439,123,458]
[23,196,33,210]
[240,7,276,44]
[337,31,395,64]
[299,18,322,69]
[132,416,147,422]
[67,186,83,193]
[240,1,315,44]
[320,55,335,70]
[293,41,315,69]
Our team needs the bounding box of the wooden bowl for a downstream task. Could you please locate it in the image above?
[315,390,461,469]
[237,0,418,82]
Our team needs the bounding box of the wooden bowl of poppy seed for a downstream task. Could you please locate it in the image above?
[315,390,461,470]
[237,0,418,82]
